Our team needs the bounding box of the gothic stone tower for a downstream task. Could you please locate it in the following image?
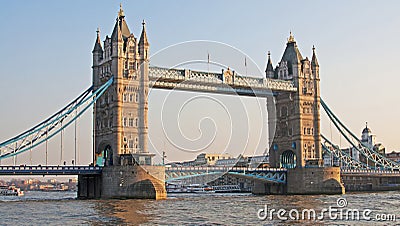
[260,33,344,195]
[268,33,322,169]
[92,6,154,166]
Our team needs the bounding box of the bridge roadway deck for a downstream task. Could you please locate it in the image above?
[0,165,102,175]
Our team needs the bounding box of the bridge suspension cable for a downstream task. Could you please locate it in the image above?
[0,77,114,161]
[320,98,400,170]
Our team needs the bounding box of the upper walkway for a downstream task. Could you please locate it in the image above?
[149,67,297,96]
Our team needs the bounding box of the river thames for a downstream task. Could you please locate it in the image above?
[0,191,398,225]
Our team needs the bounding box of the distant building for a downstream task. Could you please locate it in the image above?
[174,153,269,167]
[386,151,400,163]
[323,151,340,167]
[358,123,385,166]
[248,155,269,168]
[214,158,237,167]
[211,155,269,168]
[194,153,232,166]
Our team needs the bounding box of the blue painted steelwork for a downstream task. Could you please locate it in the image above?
[165,167,287,184]
[0,165,102,175]
[0,77,114,160]
[321,98,400,170]
[165,171,222,182]
[227,171,286,184]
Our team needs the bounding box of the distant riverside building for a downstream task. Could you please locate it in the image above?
[358,123,385,166]
[386,151,400,163]
[194,153,232,166]
[324,122,386,167]
[168,153,269,168]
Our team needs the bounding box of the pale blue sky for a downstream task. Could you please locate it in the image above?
[0,1,399,165]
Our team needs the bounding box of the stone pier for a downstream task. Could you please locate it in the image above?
[286,167,344,195]
[78,165,167,199]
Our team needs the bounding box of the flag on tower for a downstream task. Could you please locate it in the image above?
[208,53,210,64]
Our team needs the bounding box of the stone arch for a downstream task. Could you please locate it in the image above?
[96,142,113,166]
[280,150,296,168]
[104,145,113,166]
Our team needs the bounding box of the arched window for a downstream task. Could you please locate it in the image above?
[281,106,288,117]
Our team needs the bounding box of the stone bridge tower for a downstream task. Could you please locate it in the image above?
[82,5,166,200]
[262,33,344,195]
[92,5,154,166]
[268,33,322,169]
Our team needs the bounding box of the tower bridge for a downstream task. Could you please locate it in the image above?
[0,5,400,199]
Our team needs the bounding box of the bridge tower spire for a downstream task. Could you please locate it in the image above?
[265,51,274,78]
[92,28,103,66]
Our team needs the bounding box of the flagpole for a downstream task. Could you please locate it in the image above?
[207,52,210,76]
[245,57,247,77]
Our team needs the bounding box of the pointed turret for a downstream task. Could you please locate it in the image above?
[111,4,131,42]
[92,28,103,53]
[311,45,320,79]
[281,32,303,65]
[139,20,149,60]
[279,32,304,78]
[311,45,319,67]
[92,28,103,66]
[139,20,149,47]
[265,51,274,78]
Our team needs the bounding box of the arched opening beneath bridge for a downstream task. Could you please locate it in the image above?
[280,150,296,169]
[95,145,113,166]
[104,145,113,166]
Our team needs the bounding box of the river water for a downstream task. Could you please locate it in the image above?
[0,191,399,225]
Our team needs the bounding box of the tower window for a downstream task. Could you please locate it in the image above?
[123,93,127,102]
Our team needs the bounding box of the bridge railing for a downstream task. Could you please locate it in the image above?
[0,165,102,171]
[341,169,400,175]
